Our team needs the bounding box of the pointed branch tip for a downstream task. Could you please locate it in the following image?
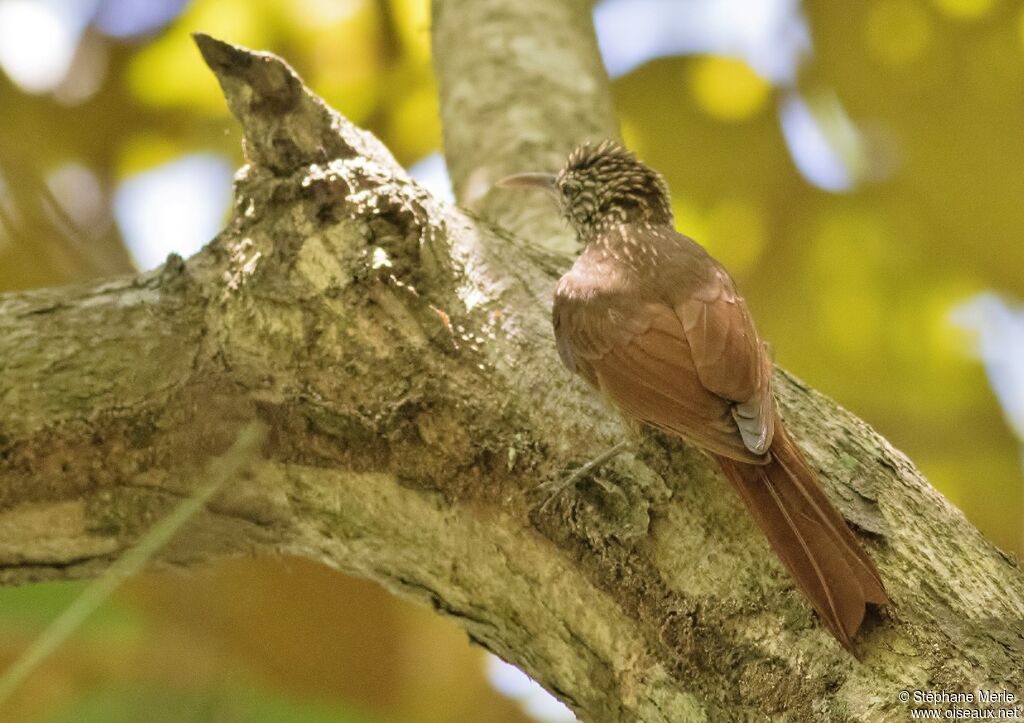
[189,31,397,175]
[192,33,254,76]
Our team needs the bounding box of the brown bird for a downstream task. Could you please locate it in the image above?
[498,140,888,654]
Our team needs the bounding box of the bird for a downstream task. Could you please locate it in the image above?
[497,139,889,654]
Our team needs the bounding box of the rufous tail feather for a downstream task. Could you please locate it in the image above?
[715,426,888,654]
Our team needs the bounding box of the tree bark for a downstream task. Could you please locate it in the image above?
[0,20,1021,723]
[433,0,617,252]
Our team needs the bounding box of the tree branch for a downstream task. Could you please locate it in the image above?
[433,0,617,251]
[0,24,1021,723]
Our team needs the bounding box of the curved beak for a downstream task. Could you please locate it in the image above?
[495,172,557,195]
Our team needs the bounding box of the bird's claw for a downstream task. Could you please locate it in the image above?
[535,440,632,512]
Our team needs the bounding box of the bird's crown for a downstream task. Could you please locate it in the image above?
[555,139,673,239]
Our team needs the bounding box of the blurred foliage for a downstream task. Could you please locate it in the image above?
[45,683,375,723]
[0,0,1022,720]
[0,559,528,722]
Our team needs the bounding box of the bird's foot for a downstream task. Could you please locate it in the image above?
[537,440,632,512]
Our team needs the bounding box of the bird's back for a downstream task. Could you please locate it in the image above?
[552,222,774,462]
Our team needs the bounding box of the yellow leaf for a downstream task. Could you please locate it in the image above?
[388,81,441,161]
[932,0,997,20]
[689,56,770,122]
[389,0,431,62]
[865,0,933,66]
[115,134,182,178]
[702,197,767,277]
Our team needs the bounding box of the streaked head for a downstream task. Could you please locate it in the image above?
[497,140,672,240]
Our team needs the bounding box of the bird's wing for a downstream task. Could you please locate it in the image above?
[554,280,766,463]
[672,259,775,454]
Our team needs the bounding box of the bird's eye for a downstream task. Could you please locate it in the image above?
[562,181,580,198]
